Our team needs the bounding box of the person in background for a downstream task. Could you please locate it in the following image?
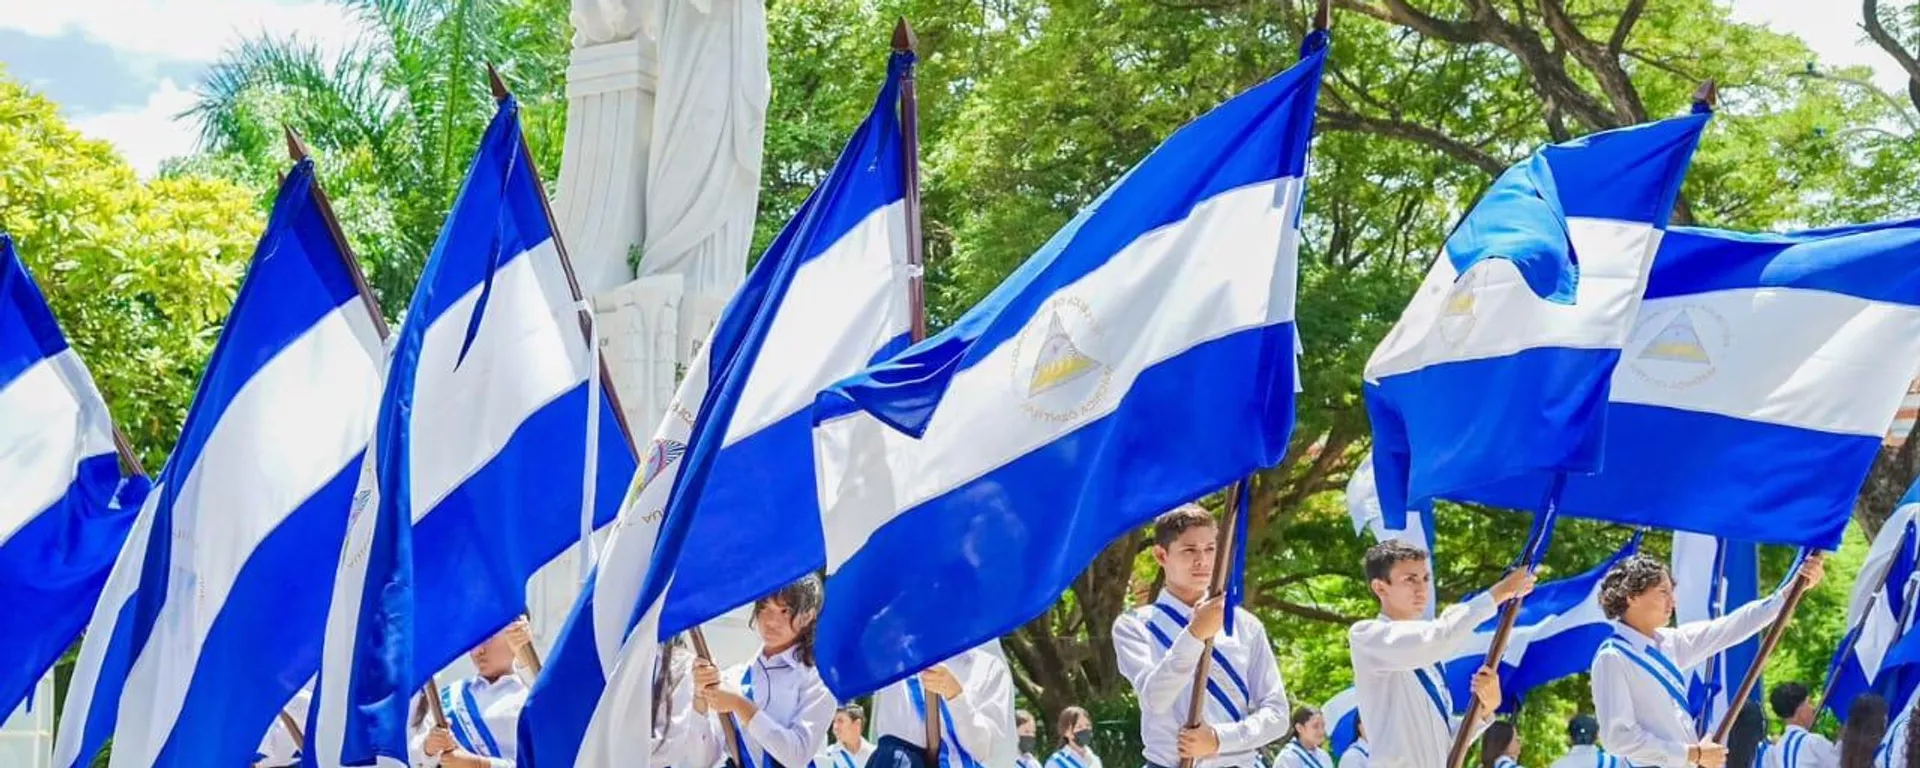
[1765,683,1836,768]
[1273,706,1331,768]
[1835,694,1888,768]
[1046,706,1103,768]
[817,704,880,768]
[1338,718,1369,768]
[1886,690,1920,768]
[1478,721,1523,768]
[1016,710,1044,768]
[691,575,835,768]
[411,618,536,768]
[1547,714,1623,768]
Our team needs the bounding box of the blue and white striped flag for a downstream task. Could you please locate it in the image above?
[1364,113,1709,521]
[1826,482,1920,721]
[1452,219,1920,549]
[0,234,150,719]
[517,49,915,768]
[307,96,636,767]
[809,31,1328,697]
[1673,533,1761,732]
[1323,687,1360,758]
[1441,534,1641,712]
[52,162,385,768]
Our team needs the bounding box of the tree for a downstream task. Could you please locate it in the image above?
[185,0,573,313]
[0,70,261,468]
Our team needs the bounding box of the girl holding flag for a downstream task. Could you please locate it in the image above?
[692,575,836,768]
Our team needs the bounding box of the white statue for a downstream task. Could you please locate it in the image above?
[641,0,768,296]
[532,0,768,663]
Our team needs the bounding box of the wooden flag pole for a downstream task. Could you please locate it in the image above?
[277,708,307,753]
[425,674,451,729]
[1444,500,1559,768]
[109,424,144,477]
[1810,591,1879,722]
[887,16,944,763]
[285,124,399,750]
[689,626,746,767]
[1175,481,1245,768]
[1711,553,1826,744]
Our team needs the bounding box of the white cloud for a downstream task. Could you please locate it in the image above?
[0,0,365,64]
[68,78,202,176]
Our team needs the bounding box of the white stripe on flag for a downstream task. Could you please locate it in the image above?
[1365,218,1660,380]
[106,303,383,767]
[0,351,117,539]
[816,177,1300,569]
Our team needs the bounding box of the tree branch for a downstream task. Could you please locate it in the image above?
[1319,107,1508,176]
[1607,0,1647,55]
[1864,0,1920,111]
[1331,0,1483,44]
[1246,595,1365,624]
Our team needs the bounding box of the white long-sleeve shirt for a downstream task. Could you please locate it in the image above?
[407,672,529,768]
[1339,740,1370,768]
[1590,592,1785,768]
[873,643,1014,767]
[816,738,879,768]
[1047,745,1106,768]
[1545,745,1624,768]
[700,645,836,768]
[1764,725,1836,768]
[1113,590,1290,768]
[1274,741,1333,768]
[1348,593,1498,768]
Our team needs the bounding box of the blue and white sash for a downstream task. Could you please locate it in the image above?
[729,664,775,768]
[1600,634,1690,712]
[834,747,858,768]
[908,677,986,768]
[1286,742,1324,768]
[441,679,504,758]
[1493,757,1520,768]
[1412,663,1454,735]
[1049,749,1089,768]
[1779,729,1810,768]
[1137,604,1252,722]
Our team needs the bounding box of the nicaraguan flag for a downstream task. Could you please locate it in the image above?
[52,162,385,768]
[307,96,636,767]
[1825,482,1920,721]
[1452,218,1920,549]
[1672,533,1762,732]
[0,234,150,719]
[809,31,1328,697]
[516,49,915,768]
[1441,533,1642,712]
[1364,113,1708,520]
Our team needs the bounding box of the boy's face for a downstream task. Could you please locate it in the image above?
[1371,558,1431,619]
[832,712,860,744]
[1154,525,1218,594]
[1625,573,1676,629]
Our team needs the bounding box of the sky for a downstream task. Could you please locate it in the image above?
[0,1,1909,177]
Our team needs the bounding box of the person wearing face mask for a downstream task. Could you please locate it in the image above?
[1274,706,1331,768]
[1113,505,1291,768]
[1047,706,1104,768]
[690,575,835,768]
[1589,555,1825,768]
[1017,710,1044,768]
[411,618,536,767]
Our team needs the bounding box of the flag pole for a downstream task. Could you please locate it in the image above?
[276,708,307,754]
[285,125,395,752]
[1693,538,1733,735]
[1811,591,1880,722]
[109,424,144,477]
[1176,480,1245,768]
[1444,483,1561,768]
[1711,551,1826,743]
[888,16,944,762]
[425,674,450,729]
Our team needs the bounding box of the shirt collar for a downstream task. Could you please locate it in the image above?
[759,645,801,670]
[1155,589,1197,618]
[470,673,526,694]
[1608,619,1657,648]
